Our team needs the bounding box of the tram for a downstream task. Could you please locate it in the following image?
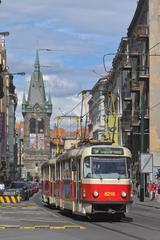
[41,143,133,220]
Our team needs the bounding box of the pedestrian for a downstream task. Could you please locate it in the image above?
[152,182,157,200]
[149,180,154,200]
[0,181,5,194]
[157,179,160,203]
[136,181,139,197]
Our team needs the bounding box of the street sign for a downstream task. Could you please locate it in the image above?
[140,153,153,173]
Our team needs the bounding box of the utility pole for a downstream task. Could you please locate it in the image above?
[140,94,145,202]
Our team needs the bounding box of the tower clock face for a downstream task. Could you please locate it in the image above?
[34,104,41,112]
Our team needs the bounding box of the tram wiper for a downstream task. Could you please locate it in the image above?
[97,174,103,180]
[117,174,121,180]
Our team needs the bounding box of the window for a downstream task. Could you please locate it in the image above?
[30,118,36,133]
[38,118,44,133]
[83,157,91,178]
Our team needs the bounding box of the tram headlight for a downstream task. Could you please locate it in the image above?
[121,191,127,198]
[92,191,99,198]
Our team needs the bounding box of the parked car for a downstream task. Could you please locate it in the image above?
[9,181,30,200]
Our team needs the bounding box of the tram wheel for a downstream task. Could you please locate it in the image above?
[87,214,95,222]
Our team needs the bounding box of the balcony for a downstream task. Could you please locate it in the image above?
[130,80,140,92]
[131,113,140,127]
[121,116,132,132]
[135,25,149,39]
[138,66,149,80]
[123,90,132,102]
[123,62,132,71]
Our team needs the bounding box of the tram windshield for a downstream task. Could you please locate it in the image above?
[83,156,129,179]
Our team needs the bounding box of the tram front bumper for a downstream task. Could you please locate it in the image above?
[81,200,133,215]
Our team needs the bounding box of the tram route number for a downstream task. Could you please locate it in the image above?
[104,192,115,197]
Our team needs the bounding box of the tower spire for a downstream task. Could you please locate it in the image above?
[27,50,46,105]
[34,49,40,72]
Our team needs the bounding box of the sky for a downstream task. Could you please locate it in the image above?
[0,0,137,128]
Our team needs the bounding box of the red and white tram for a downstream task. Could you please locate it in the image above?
[42,144,133,219]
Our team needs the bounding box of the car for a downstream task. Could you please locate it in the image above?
[9,181,30,201]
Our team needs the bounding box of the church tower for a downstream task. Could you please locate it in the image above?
[22,50,52,179]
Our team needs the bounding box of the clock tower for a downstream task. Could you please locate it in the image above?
[22,50,52,179]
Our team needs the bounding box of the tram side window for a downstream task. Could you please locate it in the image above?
[83,157,91,178]
[62,160,71,179]
[56,162,60,180]
[51,166,55,181]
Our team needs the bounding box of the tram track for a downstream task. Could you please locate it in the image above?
[89,222,147,240]
[123,219,160,232]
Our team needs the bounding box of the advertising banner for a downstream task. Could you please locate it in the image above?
[37,133,44,150]
[29,133,36,149]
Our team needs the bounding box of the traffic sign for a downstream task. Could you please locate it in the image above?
[140,153,153,173]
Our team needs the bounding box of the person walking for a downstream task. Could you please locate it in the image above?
[152,182,157,200]
[157,179,160,203]
[0,181,5,194]
[149,180,154,200]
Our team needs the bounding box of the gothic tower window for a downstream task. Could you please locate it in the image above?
[38,118,44,133]
[29,118,36,149]
[30,118,36,133]
[37,118,45,150]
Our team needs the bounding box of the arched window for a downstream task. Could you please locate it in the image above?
[30,118,36,134]
[38,118,44,133]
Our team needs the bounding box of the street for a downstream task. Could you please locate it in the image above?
[0,192,159,240]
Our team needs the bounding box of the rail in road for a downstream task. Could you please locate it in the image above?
[0,193,160,240]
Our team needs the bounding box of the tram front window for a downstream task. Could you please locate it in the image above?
[83,157,128,179]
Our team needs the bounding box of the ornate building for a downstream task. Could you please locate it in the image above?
[22,51,52,179]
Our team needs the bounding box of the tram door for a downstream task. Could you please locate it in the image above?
[73,158,81,212]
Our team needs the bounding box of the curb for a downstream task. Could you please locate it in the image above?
[136,202,160,209]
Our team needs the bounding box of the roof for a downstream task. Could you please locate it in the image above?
[27,50,46,105]
[128,0,146,35]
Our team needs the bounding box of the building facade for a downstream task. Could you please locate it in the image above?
[88,0,160,185]
[22,51,52,179]
[0,34,17,181]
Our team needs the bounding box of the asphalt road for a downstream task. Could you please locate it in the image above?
[0,192,159,240]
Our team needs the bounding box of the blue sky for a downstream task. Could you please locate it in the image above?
[0,0,137,127]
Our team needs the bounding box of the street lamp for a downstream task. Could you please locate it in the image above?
[0,32,9,49]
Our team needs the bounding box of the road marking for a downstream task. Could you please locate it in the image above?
[0,205,38,209]
[0,224,85,230]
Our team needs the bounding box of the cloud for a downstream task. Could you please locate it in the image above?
[44,74,80,97]
[0,0,137,123]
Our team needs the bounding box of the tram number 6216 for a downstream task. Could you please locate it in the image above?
[104,192,116,197]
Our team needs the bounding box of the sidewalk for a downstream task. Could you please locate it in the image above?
[134,195,160,209]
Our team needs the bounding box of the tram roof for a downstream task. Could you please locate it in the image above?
[57,144,131,161]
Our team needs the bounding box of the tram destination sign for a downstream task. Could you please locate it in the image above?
[92,147,124,155]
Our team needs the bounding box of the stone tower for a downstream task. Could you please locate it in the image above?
[22,50,52,179]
